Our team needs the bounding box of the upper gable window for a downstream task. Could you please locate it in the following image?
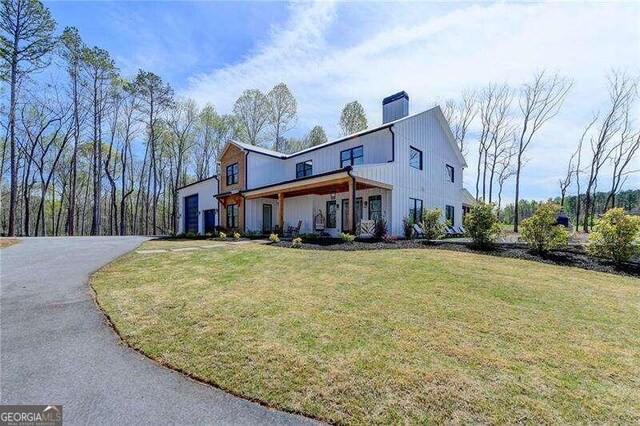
[446,164,455,183]
[340,146,363,168]
[296,160,313,178]
[226,163,239,185]
[410,146,423,170]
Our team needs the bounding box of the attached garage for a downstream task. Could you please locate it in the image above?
[177,176,219,235]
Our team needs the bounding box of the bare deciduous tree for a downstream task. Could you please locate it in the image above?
[442,88,477,156]
[559,147,577,207]
[167,98,198,233]
[495,139,517,219]
[605,110,640,209]
[513,71,572,231]
[582,70,635,231]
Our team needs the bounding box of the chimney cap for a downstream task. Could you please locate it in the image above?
[382,91,409,105]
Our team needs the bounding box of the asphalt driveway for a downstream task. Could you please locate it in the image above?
[0,237,312,425]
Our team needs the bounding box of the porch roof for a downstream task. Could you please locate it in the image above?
[243,168,392,200]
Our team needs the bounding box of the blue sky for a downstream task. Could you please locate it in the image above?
[46,1,639,201]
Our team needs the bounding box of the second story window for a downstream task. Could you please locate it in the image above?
[410,146,423,170]
[446,164,455,183]
[296,160,313,178]
[340,146,363,168]
[226,163,239,185]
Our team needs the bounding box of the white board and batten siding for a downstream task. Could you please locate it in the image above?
[388,108,465,236]
[246,129,394,189]
[246,107,465,236]
[177,177,219,234]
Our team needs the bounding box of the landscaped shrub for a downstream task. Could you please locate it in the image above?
[233,232,241,240]
[291,237,302,248]
[420,208,446,240]
[269,233,280,243]
[218,232,227,240]
[175,232,201,239]
[464,201,501,249]
[402,215,414,239]
[587,208,640,263]
[242,230,261,238]
[339,232,356,243]
[373,217,387,240]
[521,202,569,253]
[299,233,320,242]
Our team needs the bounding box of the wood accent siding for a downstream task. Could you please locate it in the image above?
[220,144,247,193]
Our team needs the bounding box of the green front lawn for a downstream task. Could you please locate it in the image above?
[92,242,640,424]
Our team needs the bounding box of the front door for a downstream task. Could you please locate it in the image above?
[341,198,362,233]
[184,194,199,234]
[262,204,272,233]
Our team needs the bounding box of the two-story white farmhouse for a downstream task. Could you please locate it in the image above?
[177,92,469,237]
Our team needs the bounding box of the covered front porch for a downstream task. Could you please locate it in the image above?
[243,170,392,237]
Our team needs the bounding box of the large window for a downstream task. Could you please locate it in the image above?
[226,204,239,229]
[296,160,313,178]
[340,146,363,168]
[409,198,423,223]
[410,147,423,170]
[326,201,337,228]
[446,164,455,183]
[446,205,455,226]
[226,163,239,185]
[368,195,382,221]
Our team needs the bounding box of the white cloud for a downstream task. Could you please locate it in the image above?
[182,1,640,201]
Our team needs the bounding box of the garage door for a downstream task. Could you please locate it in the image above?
[184,194,199,234]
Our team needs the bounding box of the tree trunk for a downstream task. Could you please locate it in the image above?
[8,34,19,236]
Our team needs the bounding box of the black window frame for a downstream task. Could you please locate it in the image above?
[446,164,455,183]
[326,201,337,228]
[295,160,313,178]
[226,163,239,185]
[446,205,455,226]
[340,145,364,168]
[226,203,238,229]
[410,146,423,170]
[368,195,382,221]
[409,198,423,223]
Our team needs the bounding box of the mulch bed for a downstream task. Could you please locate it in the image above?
[272,239,640,278]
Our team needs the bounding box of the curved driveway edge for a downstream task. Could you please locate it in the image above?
[1,237,313,425]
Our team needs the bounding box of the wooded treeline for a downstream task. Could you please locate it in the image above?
[443,70,639,232]
[499,189,640,226]
[0,0,362,236]
[1,0,637,237]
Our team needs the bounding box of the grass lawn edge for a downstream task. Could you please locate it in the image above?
[90,241,640,424]
[87,247,320,424]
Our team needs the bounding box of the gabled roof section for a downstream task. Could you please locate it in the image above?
[220,104,467,167]
[176,175,218,191]
[227,140,287,159]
